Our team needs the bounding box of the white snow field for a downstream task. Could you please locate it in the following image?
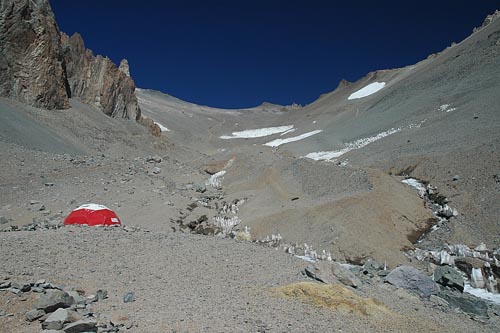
[264,130,323,147]
[304,127,401,161]
[220,125,294,139]
[348,82,386,100]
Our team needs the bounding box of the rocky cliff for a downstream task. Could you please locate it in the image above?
[61,33,140,120]
[0,0,70,109]
[0,0,141,121]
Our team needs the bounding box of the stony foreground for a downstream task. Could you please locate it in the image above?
[1,227,500,332]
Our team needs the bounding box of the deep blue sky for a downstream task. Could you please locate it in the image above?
[51,1,498,108]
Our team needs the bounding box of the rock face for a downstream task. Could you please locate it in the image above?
[0,0,141,121]
[0,0,70,109]
[61,32,141,120]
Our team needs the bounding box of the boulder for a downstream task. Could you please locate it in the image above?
[363,259,383,275]
[42,308,69,330]
[25,308,45,322]
[305,262,334,284]
[63,319,98,333]
[438,290,489,318]
[36,290,74,313]
[305,261,362,288]
[385,266,440,297]
[331,263,362,288]
[434,266,464,292]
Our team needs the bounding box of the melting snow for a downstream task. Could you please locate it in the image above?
[439,104,456,113]
[154,122,170,132]
[402,178,427,198]
[464,282,500,305]
[304,127,401,161]
[264,130,323,147]
[220,125,294,139]
[348,82,386,100]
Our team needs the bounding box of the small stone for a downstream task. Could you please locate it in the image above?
[146,156,162,163]
[38,205,46,211]
[26,308,45,322]
[44,183,54,187]
[63,319,98,333]
[0,281,11,289]
[30,200,40,205]
[152,167,161,174]
[123,292,135,303]
[0,310,14,317]
[195,185,206,193]
[86,294,98,303]
[42,308,69,330]
[96,289,108,301]
[452,175,460,181]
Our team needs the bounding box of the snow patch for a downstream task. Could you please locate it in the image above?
[206,171,226,189]
[154,122,170,132]
[402,178,427,198]
[280,128,297,136]
[264,130,323,147]
[439,104,456,113]
[304,127,401,161]
[348,82,386,100]
[220,125,294,139]
[74,204,110,211]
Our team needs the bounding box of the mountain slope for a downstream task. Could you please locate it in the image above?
[135,14,500,264]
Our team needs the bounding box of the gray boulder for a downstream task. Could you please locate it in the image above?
[331,262,362,288]
[385,266,440,297]
[363,259,383,275]
[305,261,362,288]
[438,290,489,318]
[36,289,74,313]
[42,308,69,330]
[25,308,45,322]
[305,262,334,284]
[63,319,98,333]
[434,266,464,292]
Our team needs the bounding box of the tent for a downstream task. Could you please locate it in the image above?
[64,204,121,226]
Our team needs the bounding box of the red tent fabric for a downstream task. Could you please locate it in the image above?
[64,204,121,226]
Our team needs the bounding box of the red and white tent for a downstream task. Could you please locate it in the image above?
[64,204,121,226]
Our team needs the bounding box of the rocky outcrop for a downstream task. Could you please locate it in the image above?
[0,0,70,109]
[0,0,141,121]
[61,33,141,120]
[474,10,500,32]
